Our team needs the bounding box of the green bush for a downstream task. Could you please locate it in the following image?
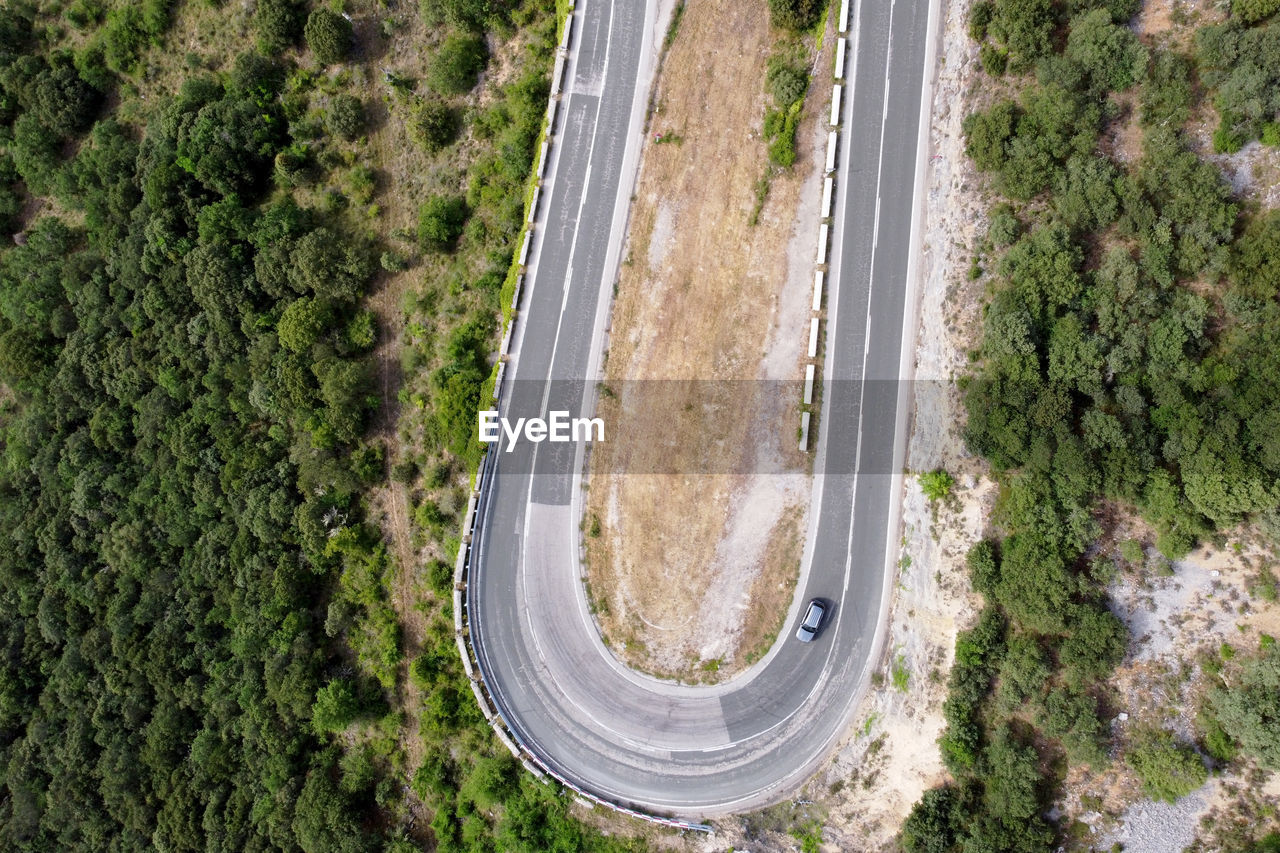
[988,203,1021,247]
[1208,645,1280,767]
[902,786,962,853]
[101,6,152,74]
[767,0,822,30]
[411,100,460,152]
[1126,728,1208,802]
[255,0,302,53]
[766,100,802,168]
[1039,686,1108,766]
[421,0,497,30]
[919,468,956,502]
[1119,538,1145,564]
[427,33,488,95]
[985,0,1055,72]
[979,42,1008,75]
[417,194,468,252]
[1064,8,1147,93]
[312,679,361,733]
[1059,605,1127,685]
[328,93,365,139]
[277,295,331,352]
[1233,0,1280,23]
[1214,117,1245,153]
[766,57,808,107]
[305,7,353,64]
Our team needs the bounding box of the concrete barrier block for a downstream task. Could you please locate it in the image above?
[500,321,514,358]
[464,494,478,535]
[537,140,550,178]
[512,274,525,311]
[830,84,842,126]
[835,38,847,80]
[519,230,532,266]
[804,364,815,405]
[469,679,493,720]
[552,52,566,95]
[561,12,573,50]
[493,362,506,399]
[495,726,522,760]
[528,186,541,223]
[522,758,548,780]
[454,540,467,584]
[546,98,558,132]
[500,325,513,357]
[839,0,850,31]
[821,176,834,219]
[825,130,838,173]
[812,270,824,311]
[799,411,811,452]
[808,317,820,358]
[816,223,829,265]
[456,630,473,676]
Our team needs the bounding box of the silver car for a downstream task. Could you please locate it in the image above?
[795,599,826,642]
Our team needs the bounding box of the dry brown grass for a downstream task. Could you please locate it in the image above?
[584,0,821,680]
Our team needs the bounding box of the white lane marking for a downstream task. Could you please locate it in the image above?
[839,0,898,640]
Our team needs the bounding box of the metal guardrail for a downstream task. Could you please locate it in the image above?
[446,0,713,835]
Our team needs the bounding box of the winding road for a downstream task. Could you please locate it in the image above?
[467,0,937,816]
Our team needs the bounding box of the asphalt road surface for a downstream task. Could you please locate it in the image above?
[468,0,934,816]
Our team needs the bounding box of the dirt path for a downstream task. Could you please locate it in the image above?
[582,0,827,680]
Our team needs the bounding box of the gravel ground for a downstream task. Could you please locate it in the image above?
[1098,782,1216,853]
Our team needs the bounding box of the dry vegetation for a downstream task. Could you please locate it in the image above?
[583,0,828,680]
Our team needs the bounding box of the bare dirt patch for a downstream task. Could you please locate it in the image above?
[583,0,826,679]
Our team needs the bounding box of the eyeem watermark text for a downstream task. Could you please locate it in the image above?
[479,410,604,451]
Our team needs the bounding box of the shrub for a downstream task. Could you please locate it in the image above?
[255,0,302,53]
[1197,708,1239,763]
[980,42,1008,75]
[1233,0,1280,23]
[1208,645,1280,767]
[987,203,1020,247]
[966,539,1001,597]
[411,100,460,152]
[427,33,488,95]
[995,633,1049,708]
[766,101,802,168]
[417,194,468,252]
[345,309,377,350]
[767,0,822,30]
[421,0,496,30]
[1213,118,1244,154]
[327,94,365,139]
[379,250,408,271]
[919,469,956,502]
[969,1,994,40]
[277,296,330,352]
[311,679,360,733]
[1119,538,1145,564]
[766,57,808,107]
[305,8,353,64]
[1064,8,1147,93]
[1126,728,1208,802]
[101,6,151,74]
[427,559,452,595]
[1059,605,1127,685]
[1040,687,1108,766]
[902,787,961,853]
